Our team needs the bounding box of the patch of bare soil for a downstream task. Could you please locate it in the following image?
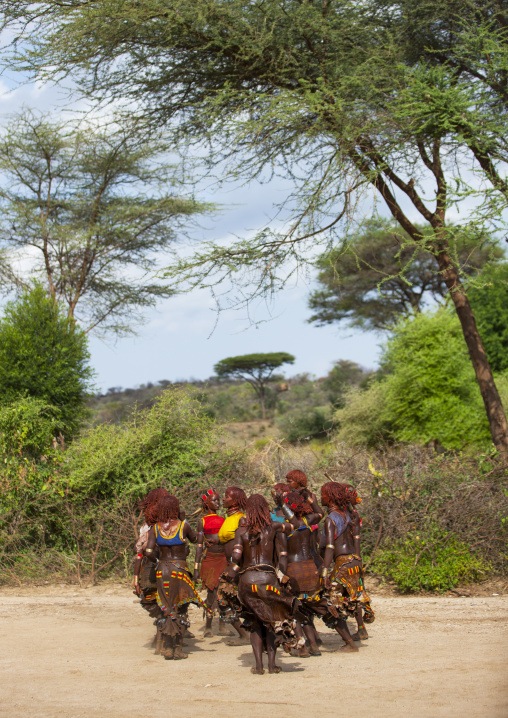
[0,585,506,718]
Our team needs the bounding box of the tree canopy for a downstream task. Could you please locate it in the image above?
[335,309,496,450]
[0,111,211,336]
[0,284,93,437]
[214,352,295,419]
[469,262,508,374]
[2,0,508,450]
[308,219,504,331]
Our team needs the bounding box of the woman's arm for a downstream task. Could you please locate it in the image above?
[275,531,288,575]
[144,526,157,563]
[306,511,324,526]
[306,491,324,518]
[320,518,335,589]
[350,508,362,557]
[184,520,198,544]
[227,528,244,579]
[193,518,205,582]
[132,554,142,596]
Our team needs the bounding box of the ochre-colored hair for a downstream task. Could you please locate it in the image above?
[321,482,351,510]
[144,501,162,526]
[138,487,168,512]
[286,469,307,488]
[344,484,361,505]
[285,490,312,516]
[246,494,271,537]
[201,488,220,511]
[273,482,290,494]
[157,495,180,522]
[226,486,247,512]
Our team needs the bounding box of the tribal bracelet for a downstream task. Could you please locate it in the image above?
[231,564,240,572]
[326,544,334,549]
[353,535,360,539]
[281,503,295,520]
[133,576,139,584]
[320,568,329,577]
[194,562,199,570]
[279,551,287,556]
[145,548,153,554]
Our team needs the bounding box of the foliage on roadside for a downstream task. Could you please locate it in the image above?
[371,530,486,592]
[66,388,216,499]
[335,309,508,451]
[1,389,507,592]
[0,284,93,438]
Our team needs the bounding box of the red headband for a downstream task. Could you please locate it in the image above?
[284,496,298,510]
[202,488,216,502]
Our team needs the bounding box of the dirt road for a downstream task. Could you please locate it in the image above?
[0,585,506,718]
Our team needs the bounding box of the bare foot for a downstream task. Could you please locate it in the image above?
[162,648,174,660]
[185,630,195,639]
[173,646,188,660]
[309,645,322,656]
[268,665,282,674]
[351,626,369,641]
[218,620,232,636]
[340,640,360,653]
[203,629,213,637]
[226,637,250,646]
[298,647,311,658]
[315,634,323,646]
[251,667,265,675]
[154,638,164,655]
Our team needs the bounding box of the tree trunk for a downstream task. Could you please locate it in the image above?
[259,385,266,420]
[435,250,508,455]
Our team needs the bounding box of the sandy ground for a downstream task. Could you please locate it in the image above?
[0,585,506,718]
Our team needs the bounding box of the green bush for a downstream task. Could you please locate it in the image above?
[382,309,491,450]
[371,529,488,592]
[0,284,93,438]
[0,396,64,462]
[277,405,333,443]
[65,387,216,499]
[334,381,393,446]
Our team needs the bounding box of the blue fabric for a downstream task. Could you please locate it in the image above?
[270,510,285,523]
[328,510,351,538]
[155,521,185,546]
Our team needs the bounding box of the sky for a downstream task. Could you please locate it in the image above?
[0,71,388,392]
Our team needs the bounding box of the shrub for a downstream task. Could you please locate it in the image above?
[0,284,93,438]
[382,309,491,449]
[65,387,216,499]
[370,529,488,592]
[277,405,333,443]
[334,381,393,446]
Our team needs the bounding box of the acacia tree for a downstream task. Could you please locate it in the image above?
[2,0,508,450]
[0,111,210,336]
[214,352,295,419]
[308,218,504,331]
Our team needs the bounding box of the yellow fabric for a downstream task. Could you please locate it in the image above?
[218,512,245,543]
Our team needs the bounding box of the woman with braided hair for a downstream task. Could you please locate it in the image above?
[319,481,374,651]
[230,494,304,674]
[280,490,324,657]
[193,488,228,637]
[205,486,250,645]
[133,488,169,653]
[144,494,209,660]
[286,469,322,515]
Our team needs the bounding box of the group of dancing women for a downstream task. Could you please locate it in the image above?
[133,469,374,674]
